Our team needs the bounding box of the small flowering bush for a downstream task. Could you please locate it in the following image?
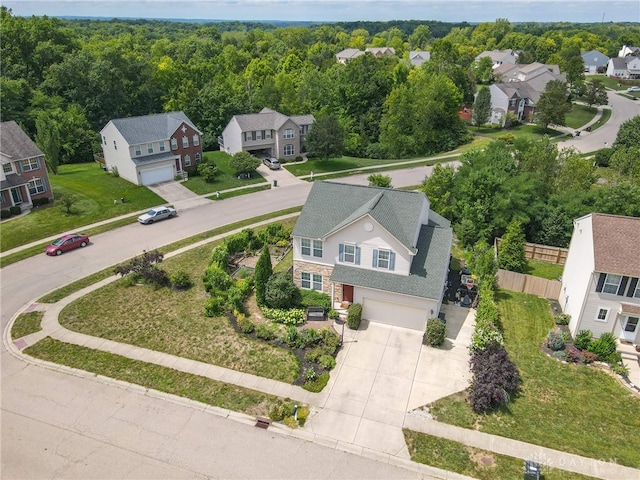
[262,307,306,325]
[566,345,581,363]
[582,350,598,364]
[546,330,565,351]
[554,313,571,325]
[470,323,504,353]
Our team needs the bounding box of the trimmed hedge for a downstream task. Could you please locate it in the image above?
[346,303,362,330]
[424,318,446,347]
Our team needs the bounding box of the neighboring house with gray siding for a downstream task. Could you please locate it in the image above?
[559,213,640,345]
[581,50,609,74]
[100,111,202,186]
[1,121,53,212]
[219,108,314,160]
[607,56,640,79]
[292,181,452,331]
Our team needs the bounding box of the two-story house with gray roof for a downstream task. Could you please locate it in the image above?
[100,111,202,186]
[219,108,314,160]
[1,121,53,212]
[559,213,640,345]
[581,50,609,74]
[292,181,453,331]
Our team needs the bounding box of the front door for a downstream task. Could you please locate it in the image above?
[11,187,23,204]
[175,158,182,172]
[343,284,354,303]
[622,316,639,342]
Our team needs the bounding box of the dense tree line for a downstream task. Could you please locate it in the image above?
[3,7,639,169]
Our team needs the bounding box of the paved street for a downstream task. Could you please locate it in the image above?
[2,89,639,478]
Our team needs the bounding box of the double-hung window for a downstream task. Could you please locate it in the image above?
[192,134,199,146]
[284,144,294,156]
[283,128,294,139]
[159,142,166,152]
[135,145,141,156]
[147,143,154,154]
[602,274,622,294]
[182,136,189,148]
[3,163,13,174]
[339,244,360,264]
[28,178,46,195]
[301,272,322,291]
[21,158,40,171]
[185,155,191,167]
[301,238,322,258]
[171,138,178,149]
[373,249,395,271]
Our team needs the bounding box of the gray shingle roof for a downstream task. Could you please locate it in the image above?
[232,108,314,132]
[1,173,29,190]
[0,121,43,160]
[106,111,200,145]
[330,213,453,299]
[131,151,178,165]
[591,213,640,277]
[293,181,430,252]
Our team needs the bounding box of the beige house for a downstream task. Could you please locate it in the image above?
[560,214,640,345]
[292,181,452,331]
[219,108,314,160]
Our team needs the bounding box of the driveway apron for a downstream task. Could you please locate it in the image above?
[305,304,475,457]
[146,180,211,210]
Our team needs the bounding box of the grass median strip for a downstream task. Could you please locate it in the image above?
[11,311,44,340]
[404,430,596,480]
[25,337,286,417]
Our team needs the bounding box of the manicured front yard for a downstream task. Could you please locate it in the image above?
[427,290,640,468]
[472,123,564,141]
[182,151,266,195]
[1,163,164,252]
[58,218,301,383]
[565,104,597,129]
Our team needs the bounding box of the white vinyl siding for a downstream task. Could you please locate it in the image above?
[301,238,322,258]
[373,249,395,271]
[595,307,610,322]
[339,244,360,265]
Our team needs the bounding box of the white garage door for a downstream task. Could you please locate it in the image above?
[140,165,173,186]
[362,297,428,331]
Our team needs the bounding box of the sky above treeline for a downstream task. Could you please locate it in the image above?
[5,0,639,23]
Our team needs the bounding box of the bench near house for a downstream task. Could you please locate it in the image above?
[292,181,452,331]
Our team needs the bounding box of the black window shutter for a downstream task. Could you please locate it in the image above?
[595,273,606,292]
[627,278,638,297]
[618,276,629,296]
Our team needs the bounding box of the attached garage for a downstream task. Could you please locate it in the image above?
[362,297,428,331]
[139,165,173,186]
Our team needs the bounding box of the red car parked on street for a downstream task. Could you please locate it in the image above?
[45,234,90,256]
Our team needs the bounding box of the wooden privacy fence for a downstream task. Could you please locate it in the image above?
[497,269,561,299]
[495,238,568,265]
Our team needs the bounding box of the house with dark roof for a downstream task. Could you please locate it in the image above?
[219,108,314,160]
[1,121,53,212]
[292,181,452,331]
[581,50,609,74]
[100,111,202,186]
[606,56,640,79]
[559,213,640,345]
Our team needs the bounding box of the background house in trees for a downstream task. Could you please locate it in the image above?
[335,48,365,64]
[365,47,395,57]
[292,181,452,331]
[1,121,53,212]
[219,108,314,160]
[475,49,518,69]
[559,213,640,344]
[581,50,610,74]
[606,56,640,79]
[100,112,202,186]
[409,51,430,67]
[618,45,640,57]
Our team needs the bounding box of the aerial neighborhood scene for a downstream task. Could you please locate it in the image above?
[2,1,640,478]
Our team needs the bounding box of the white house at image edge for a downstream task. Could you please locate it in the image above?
[292,181,453,331]
[559,213,640,345]
[100,111,203,186]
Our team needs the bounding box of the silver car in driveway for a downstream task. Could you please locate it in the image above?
[137,207,177,224]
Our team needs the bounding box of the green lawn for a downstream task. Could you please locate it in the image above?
[588,107,611,132]
[597,76,640,91]
[58,218,301,383]
[524,259,564,280]
[11,311,43,340]
[427,290,640,468]
[25,337,287,418]
[182,151,266,195]
[565,104,597,129]
[1,163,164,252]
[404,430,596,480]
[472,123,564,140]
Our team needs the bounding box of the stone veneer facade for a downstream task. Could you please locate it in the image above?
[293,260,344,304]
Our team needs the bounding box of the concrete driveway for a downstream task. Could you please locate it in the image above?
[146,180,212,210]
[305,304,475,457]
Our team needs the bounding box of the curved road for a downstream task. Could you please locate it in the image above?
[2,92,637,478]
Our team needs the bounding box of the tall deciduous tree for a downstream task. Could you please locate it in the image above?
[535,80,571,132]
[420,163,456,220]
[613,115,640,150]
[254,244,273,306]
[35,111,62,174]
[305,115,344,159]
[472,87,492,127]
[583,79,608,107]
[498,220,527,273]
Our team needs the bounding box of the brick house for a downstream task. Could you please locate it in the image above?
[292,181,452,331]
[100,111,202,186]
[1,121,53,212]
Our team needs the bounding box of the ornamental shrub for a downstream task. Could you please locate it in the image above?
[210,245,229,270]
[0,209,12,219]
[475,297,500,326]
[204,296,224,317]
[284,325,298,347]
[297,328,321,348]
[197,161,218,182]
[170,269,192,289]
[237,315,255,334]
[255,323,277,341]
[546,330,565,351]
[261,307,305,325]
[318,354,336,370]
[296,405,310,426]
[552,350,568,361]
[299,289,331,310]
[318,327,341,354]
[566,345,581,363]
[264,272,300,309]
[304,366,317,381]
[468,343,520,413]
[305,347,323,363]
[202,266,232,293]
[470,323,504,353]
[303,372,330,392]
[424,318,446,347]
[9,206,21,216]
[225,232,248,255]
[254,245,273,305]
[587,332,617,362]
[347,303,362,330]
[328,309,339,320]
[582,350,598,364]
[574,330,593,350]
[554,313,571,325]
[611,362,630,377]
